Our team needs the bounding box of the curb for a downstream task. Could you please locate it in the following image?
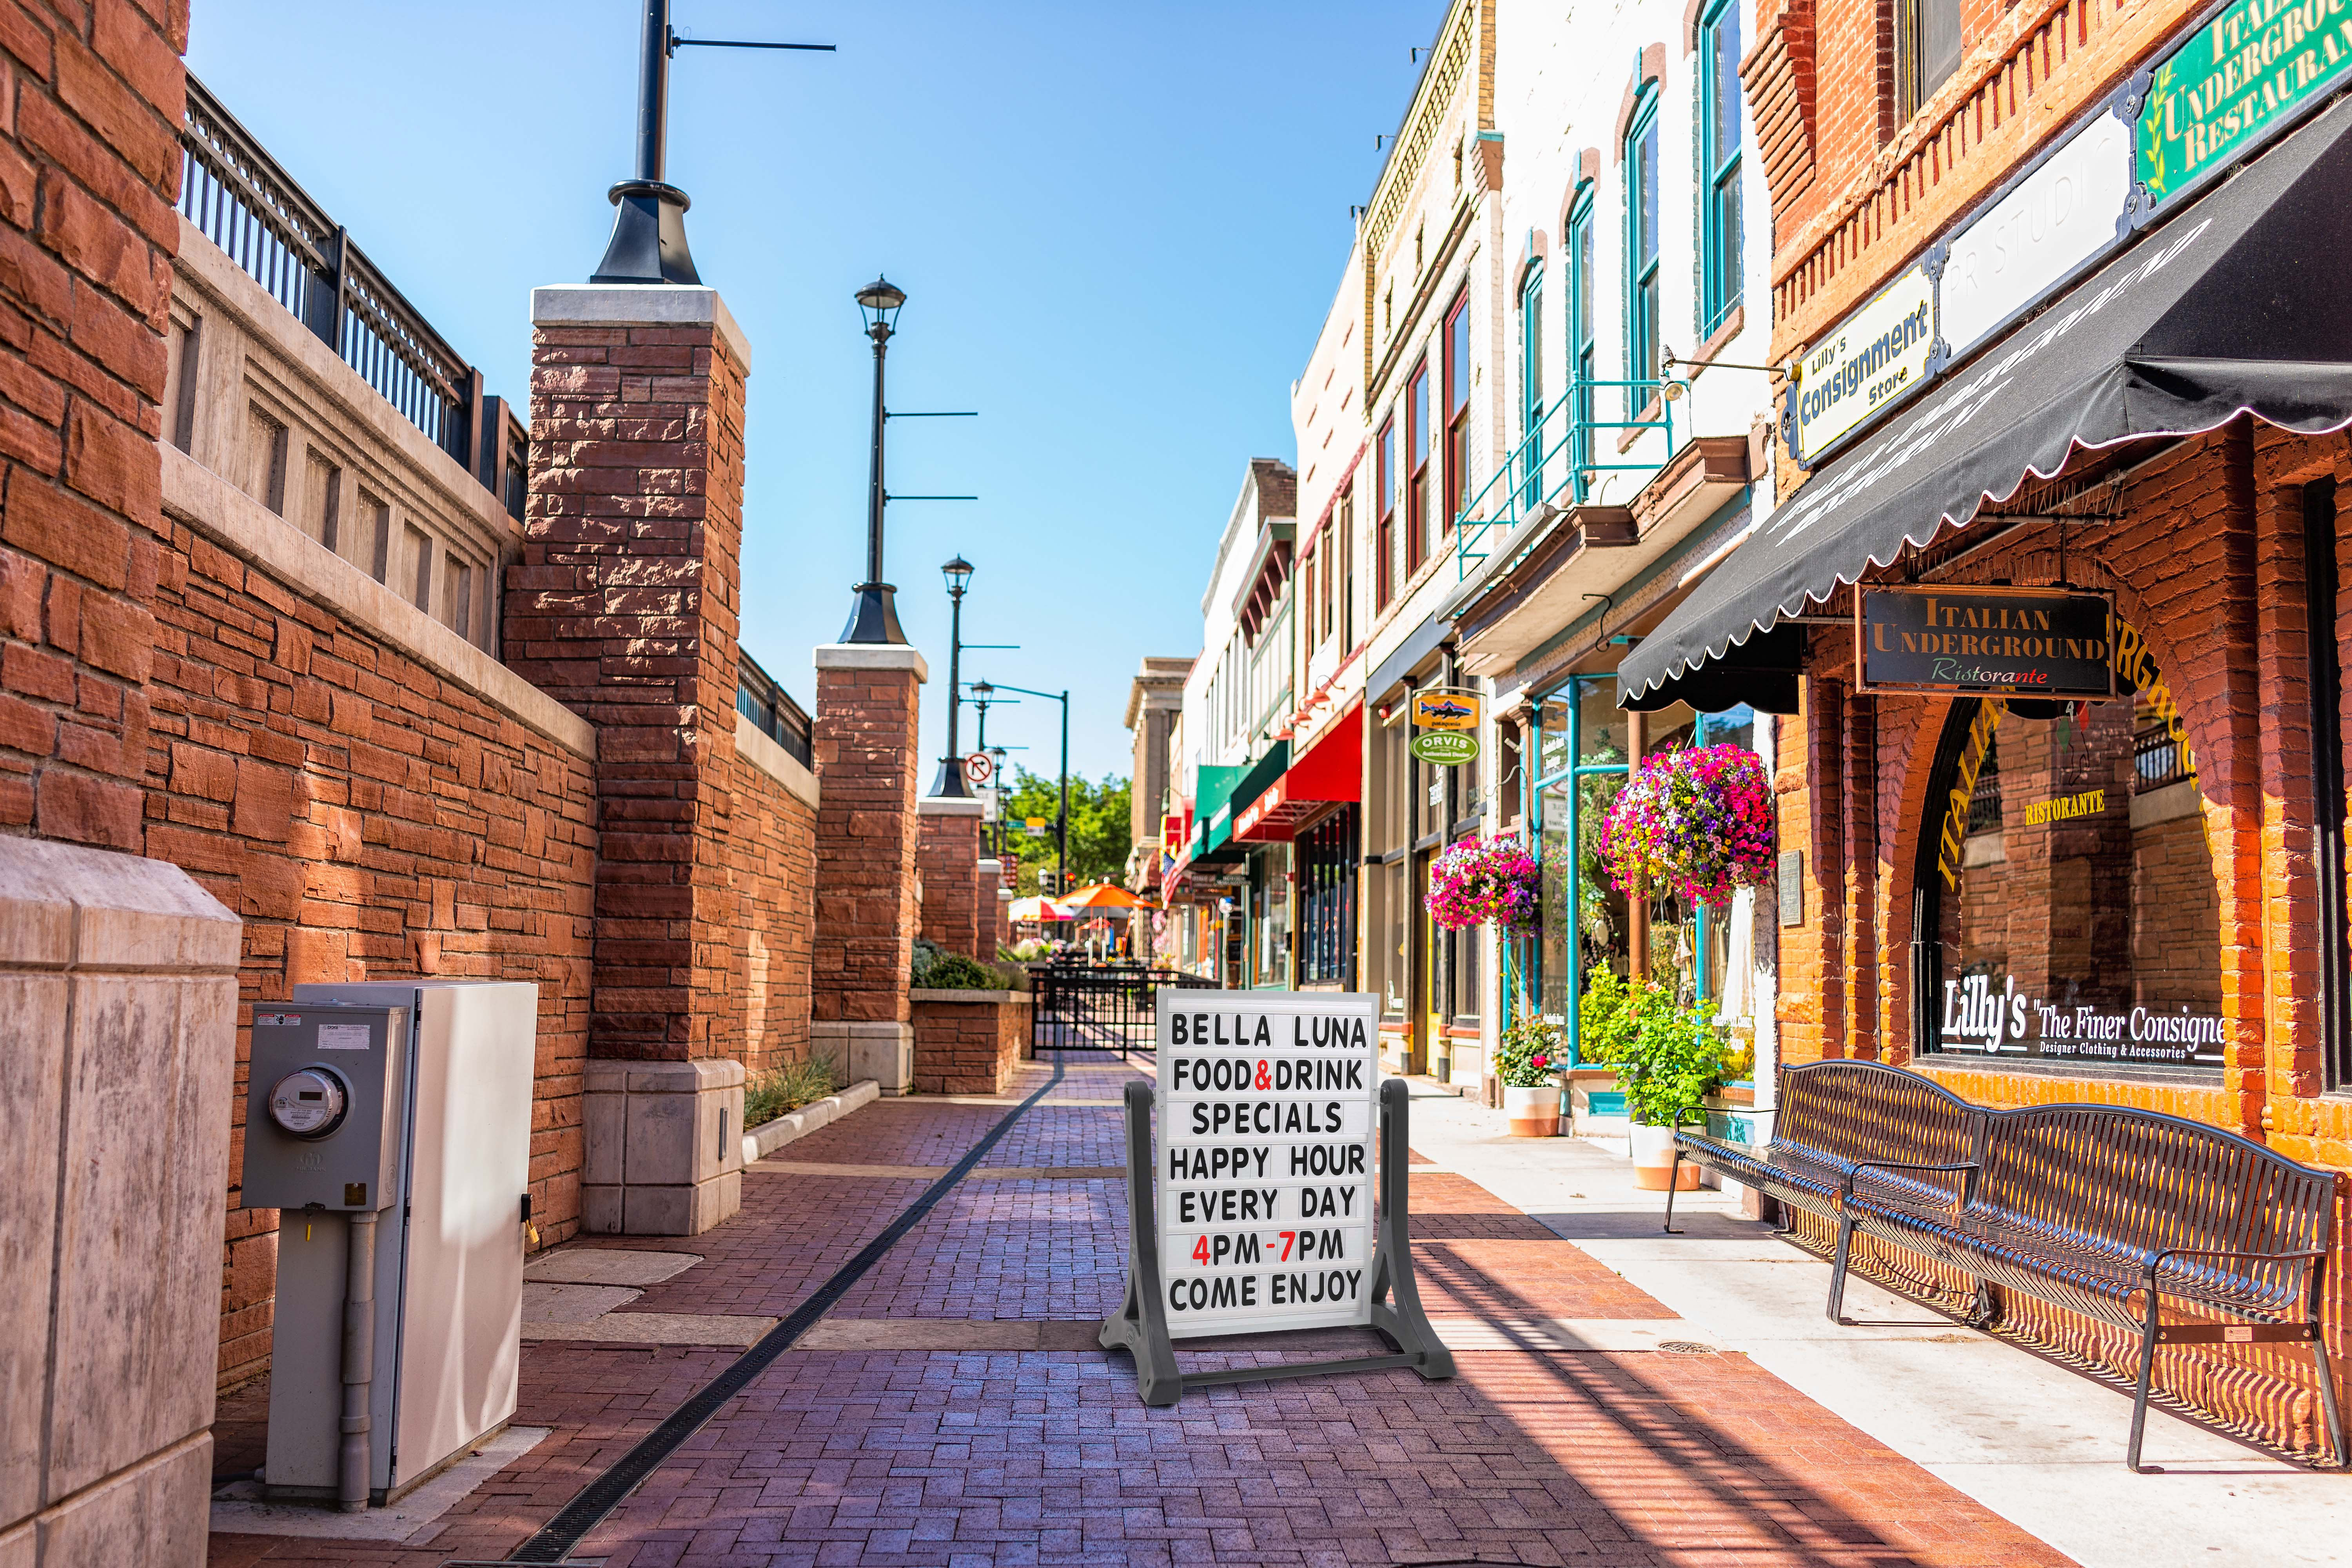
[741,1080,880,1165]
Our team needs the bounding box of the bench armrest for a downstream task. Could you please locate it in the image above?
[1840,1159,1980,1210]
[1670,1107,1710,1131]
[2144,1245,2329,1310]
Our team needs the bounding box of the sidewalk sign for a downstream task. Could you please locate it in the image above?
[1100,990,1455,1406]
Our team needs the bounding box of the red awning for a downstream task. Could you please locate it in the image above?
[1233,703,1362,842]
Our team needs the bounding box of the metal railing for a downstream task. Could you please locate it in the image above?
[1454,377,1676,579]
[737,652,813,769]
[2133,726,2196,794]
[1030,960,1216,1059]
[1967,752,2003,833]
[178,75,524,518]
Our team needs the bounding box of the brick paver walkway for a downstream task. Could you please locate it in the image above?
[209,1053,2071,1567]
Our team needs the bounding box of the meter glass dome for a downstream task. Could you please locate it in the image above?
[268,1066,349,1139]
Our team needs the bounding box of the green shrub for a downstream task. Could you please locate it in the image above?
[743,1052,838,1129]
[1579,971,1724,1126]
[911,938,1009,991]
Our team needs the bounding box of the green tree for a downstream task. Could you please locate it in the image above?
[996,767,1131,895]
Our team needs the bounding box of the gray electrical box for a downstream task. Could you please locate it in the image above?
[243,1004,408,1213]
[243,980,536,1507]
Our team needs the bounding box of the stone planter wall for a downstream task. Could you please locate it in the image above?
[910,989,1033,1096]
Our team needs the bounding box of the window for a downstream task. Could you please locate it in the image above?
[1442,292,1470,535]
[1916,650,2223,1070]
[1700,0,1744,336]
[1406,360,1431,572]
[1519,263,1544,510]
[1300,544,1318,654]
[1376,419,1397,609]
[1298,808,1358,986]
[1567,192,1597,498]
[1902,0,1963,118]
[2307,481,2350,1084]
[1339,491,1355,646]
[1624,88,1661,409]
[1318,517,1335,643]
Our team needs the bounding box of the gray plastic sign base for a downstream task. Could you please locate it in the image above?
[1099,1075,1456,1407]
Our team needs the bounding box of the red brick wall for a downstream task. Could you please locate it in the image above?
[147,514,599,1387]
[0,0,187,852]
[715,746,815,1076]
[917,807,983,960]
[910,992,1029,1096]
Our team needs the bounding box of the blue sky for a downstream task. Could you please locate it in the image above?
[186,1,1440,781]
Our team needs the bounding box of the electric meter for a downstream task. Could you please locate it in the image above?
[268,1065,350,1139]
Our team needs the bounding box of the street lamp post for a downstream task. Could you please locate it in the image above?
[982,683,1070,896]
[842,277,909,644]
[971,681,998,848]
[928,556,976,798]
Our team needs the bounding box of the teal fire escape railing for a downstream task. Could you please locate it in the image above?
[1453,376,1679,580]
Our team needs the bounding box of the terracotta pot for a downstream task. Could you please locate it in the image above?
[1630,1118,1703,1190]
[1503,1083,1561,1137]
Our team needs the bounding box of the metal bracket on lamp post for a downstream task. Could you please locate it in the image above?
[590,1,835,285]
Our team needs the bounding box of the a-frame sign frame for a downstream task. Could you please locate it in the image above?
[1100,1074,1456,1406]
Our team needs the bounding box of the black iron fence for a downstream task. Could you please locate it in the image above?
[178,75,525,518]
[737,651,813,768]
[2134,725,2196,794]
[1030,961,1216,1058]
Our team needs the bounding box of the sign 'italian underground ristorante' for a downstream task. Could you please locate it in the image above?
[1857,586,2117,698]
[1155,991,1381,1338]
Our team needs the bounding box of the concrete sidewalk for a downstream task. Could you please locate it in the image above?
[1402,1085,2351,1568]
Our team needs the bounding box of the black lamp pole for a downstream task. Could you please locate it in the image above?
[929,557,976,797]
[971,683,996,846]
[842,278,909,643]
[986,683,1070,894]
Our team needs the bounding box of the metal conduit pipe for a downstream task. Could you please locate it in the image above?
[339,1210,377,1511]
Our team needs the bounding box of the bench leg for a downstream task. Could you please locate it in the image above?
[2312,1331,2348,1468]
[1967,1280,2000,1330]
[2128,1295,2162,1473]
[1663,1149,1684,1234]
[1827,1215,1856,1326]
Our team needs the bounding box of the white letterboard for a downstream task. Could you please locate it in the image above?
[1154,989,1382,1338]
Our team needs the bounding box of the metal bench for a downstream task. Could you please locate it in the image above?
[1666,1060,1985,1327]
[1855,1102,2345,1470]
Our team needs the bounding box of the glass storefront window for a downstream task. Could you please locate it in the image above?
[1921,679,2221,1069]
[1579,684,1631,766]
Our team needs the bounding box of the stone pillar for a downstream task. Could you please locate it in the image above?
[811,645,927,1093]
[977,857,1007,959]
[918,798,987,960]
[507,284,753,1233]
[2,836,238,1567]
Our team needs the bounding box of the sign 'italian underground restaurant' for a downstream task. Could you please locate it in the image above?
[1857,587,2116,697]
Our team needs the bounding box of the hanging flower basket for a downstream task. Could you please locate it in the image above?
[1427,835,1544,932]
[1598,743,1775,910]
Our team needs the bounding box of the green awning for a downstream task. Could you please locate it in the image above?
[1227,742,1290,846]
[1192,764,1247,862]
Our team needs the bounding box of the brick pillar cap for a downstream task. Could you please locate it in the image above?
[531,283,751,370]
[814,643,930,681]
[917,797,987,817]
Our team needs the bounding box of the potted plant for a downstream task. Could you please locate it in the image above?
[1597,743,1775,909]
[1494,1013,1564,1136]
[1581,971,1722,1189]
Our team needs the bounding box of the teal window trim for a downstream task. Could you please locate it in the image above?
[1518,260,1544,513]
[1622,85,1661,419]
[1566,187,1596,501]
[1699,0,1744,337]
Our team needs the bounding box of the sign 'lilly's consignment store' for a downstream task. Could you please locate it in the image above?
[1099,991,1453,1405]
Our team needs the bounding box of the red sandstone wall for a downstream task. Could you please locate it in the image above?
[0,0,188,851]
[910,992,1028,1095]
[917,808,983,961]
[147,514,599,1387]
[716,746,816,1077]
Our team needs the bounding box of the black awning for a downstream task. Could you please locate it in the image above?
[1621,622,1803,714]
[1621,93,2352,704]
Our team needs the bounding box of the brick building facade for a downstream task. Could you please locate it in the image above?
[1611,0,2352,1458]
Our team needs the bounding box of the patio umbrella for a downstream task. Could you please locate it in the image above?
[1058,883,1144,909]
[1007,897,1072,922]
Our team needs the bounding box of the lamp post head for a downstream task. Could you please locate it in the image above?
[941,554,975,597]
[856,276,907,341]
[971,679,994,701]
